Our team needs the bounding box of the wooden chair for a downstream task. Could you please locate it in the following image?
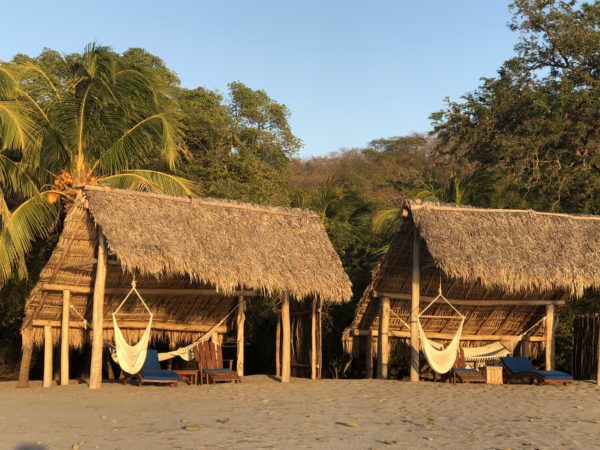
[193,341,241,385]
[451,348,485,383]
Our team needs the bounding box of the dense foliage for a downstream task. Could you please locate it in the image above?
[1,0,598,377]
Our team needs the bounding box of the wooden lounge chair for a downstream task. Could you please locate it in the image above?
[193,341,241,385]
[125,349,180,386]
[501,356,573,385]
[451,347,485,383]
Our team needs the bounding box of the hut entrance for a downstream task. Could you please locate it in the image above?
[289,298,322,378]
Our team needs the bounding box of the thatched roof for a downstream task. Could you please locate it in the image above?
[406,201,600,297]
[23,186,351,348]
[83,186,351,301]
[344,201,600,353]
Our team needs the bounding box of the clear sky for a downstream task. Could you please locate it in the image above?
[1,1,517,158]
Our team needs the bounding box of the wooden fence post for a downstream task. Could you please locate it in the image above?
[410,227,421,382]
[43,325,53,388]
[61,290,70,386]
[545,304,555,371]
[89,233,107,389]
[236,295,245,377]
[281,293,291,383]
[377,297,390,379]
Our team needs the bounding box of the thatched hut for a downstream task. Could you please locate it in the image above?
[343,200,600,381]
[19,186,352,388]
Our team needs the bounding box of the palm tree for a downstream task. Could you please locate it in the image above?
[372,171,496,238]
[0,44,197,286]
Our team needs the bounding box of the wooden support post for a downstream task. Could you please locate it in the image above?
[60,290,70,386]
[311,296,318,380]
[545,304,555,371]
[236,295,245,377]
[365,331,373,379]
[43,325,53,388]
[281,293,291,383]
[275,311,281,377]
[17,339,34,388]
[521,336,530,359]
[89,233,107,389]
[410,228,421,382]
[377,297,390,379]
[211,332,219,345]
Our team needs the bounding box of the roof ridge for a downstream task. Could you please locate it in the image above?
[407,200,600,222]
[83,185,319,219]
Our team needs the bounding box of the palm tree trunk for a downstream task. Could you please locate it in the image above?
[16,341,33,388]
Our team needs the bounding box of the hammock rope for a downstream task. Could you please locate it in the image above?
[112,279,153,374]
[156,302,241,362]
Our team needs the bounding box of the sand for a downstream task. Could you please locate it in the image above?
[1,376,599,449]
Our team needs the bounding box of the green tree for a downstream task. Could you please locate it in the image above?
[0,44,195,286]
[431,0,600,214]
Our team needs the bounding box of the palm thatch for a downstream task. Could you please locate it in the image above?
[344,200,600,356]
[23,186,351,348]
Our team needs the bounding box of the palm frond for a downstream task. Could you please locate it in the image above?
[93,113,186,174]
[0,193,59,286]
[372,206,402,235]
[99,170,199,196]
[0,101,38,150]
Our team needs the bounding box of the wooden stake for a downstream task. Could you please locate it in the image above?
[365,331,373,379]
[311,296,317,380]
[236,295,245,377]
[545,304,555,371]
[89,232,107,389]
[281,293,291,383]
[60,290,70,386]
[43,325,53,388]
[410,227,421,382]
[377,297,390,379]
[275,311,281,377]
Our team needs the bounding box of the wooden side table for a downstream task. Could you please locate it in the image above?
[485,366,504,385]
[174,369,199,385]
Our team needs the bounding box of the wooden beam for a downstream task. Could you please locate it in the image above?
[43,325,53,388]
[311,296,317,380]
[372,291,565,306]
[410,228,420,382]
[545,304,555,370]
[31,319,227,333]
[89,233,107,390]
[41,283,259,297]
[236,296,245,377]
[365,331,373,379]
[521,336,530,358]
[60,290,70,386]
[377,297,390,379]
[281,293,291,383]
[352,329,546,342]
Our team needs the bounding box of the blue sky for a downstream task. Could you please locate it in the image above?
[1,1,517,157]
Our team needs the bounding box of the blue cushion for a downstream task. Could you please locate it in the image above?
[501,357,536,374]
[502,357,572,379]
[536,370,573,380]
[142,350,162,371]
[139,369,180,381]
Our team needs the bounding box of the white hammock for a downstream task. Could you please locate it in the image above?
[417,288,465,374]
[112,281,153,374]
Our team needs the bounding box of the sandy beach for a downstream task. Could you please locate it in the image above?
[1,376,599,449]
